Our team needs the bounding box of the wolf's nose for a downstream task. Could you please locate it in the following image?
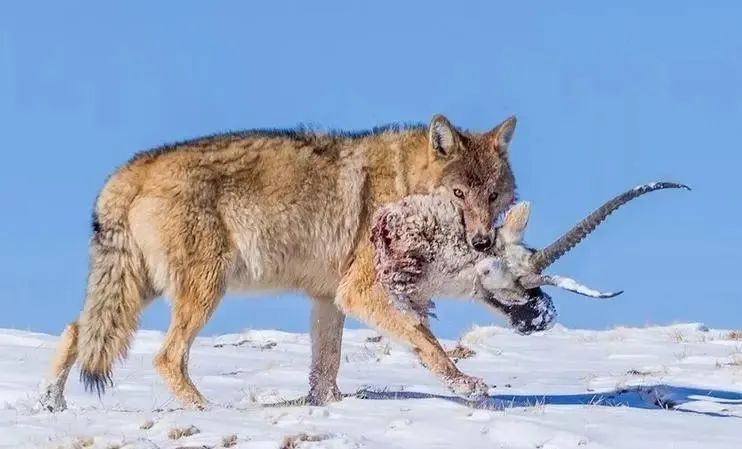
[471,234,492,252]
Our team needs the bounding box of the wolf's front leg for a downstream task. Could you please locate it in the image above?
[307,295,345,405]
[337,245,489,398]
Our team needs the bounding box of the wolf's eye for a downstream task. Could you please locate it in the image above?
[489,192,499,202]
[453,188,465,199]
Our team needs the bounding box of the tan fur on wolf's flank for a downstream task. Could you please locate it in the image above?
[43,114,517,409]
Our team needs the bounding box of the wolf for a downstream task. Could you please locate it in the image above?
[39,114,519,411]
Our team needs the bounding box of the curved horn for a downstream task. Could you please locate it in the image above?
[530,181,690,273]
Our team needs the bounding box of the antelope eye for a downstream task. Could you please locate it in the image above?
[489,192,499,202]
[453,188,465,199]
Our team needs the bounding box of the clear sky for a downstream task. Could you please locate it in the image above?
[1,1,739,339]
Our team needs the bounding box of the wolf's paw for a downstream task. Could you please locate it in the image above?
[37,383,67,413]
[447,374,490,398]
[305,383,343,406]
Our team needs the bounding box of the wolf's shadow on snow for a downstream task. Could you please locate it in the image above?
[348,384,742,418]
[264,384,742,418]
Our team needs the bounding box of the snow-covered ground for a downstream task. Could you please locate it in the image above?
[1,323,740,448]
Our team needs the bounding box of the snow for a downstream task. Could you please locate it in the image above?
[1,323,741,448]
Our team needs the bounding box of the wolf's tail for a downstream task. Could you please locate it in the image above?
[77,175,148,395]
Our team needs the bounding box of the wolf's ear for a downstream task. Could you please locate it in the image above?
[428,114,459,158]
[487,115,517,153]
[502,201,530,244]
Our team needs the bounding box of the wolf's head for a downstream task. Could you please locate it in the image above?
[422,114,517,253]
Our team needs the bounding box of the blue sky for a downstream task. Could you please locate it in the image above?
[1,1,739,339]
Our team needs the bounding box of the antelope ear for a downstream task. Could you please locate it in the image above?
[502,201,530,243]
[428,114,459,158]
[487,115,517,153]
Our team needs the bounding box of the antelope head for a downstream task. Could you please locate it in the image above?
[481,181,690,301]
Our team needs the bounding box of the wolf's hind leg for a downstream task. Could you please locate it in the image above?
[39,322,78,412]
[154,269,226,409]
[307,295,345,405]
[152,210,231,409]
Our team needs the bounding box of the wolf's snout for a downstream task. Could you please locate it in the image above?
[470,233,492,252]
